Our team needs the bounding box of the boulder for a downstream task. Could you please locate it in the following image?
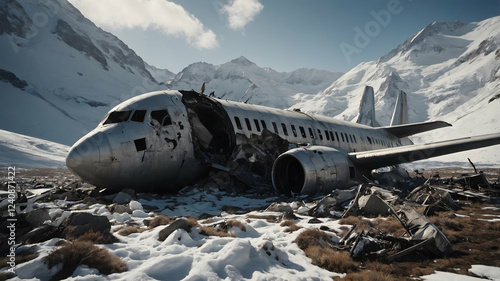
[158,219,191,241]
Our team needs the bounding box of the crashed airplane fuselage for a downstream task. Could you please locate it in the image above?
[66,89,500,195]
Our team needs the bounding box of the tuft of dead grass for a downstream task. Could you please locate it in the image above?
[295,229,335,250]
[44,240,127,280]
[339,215,404,237]
[305,246,358,273]
[148,215,171,229]
[199,226,235,237]
[225,220,247,232]
[280,219,301,232]
[117,226,146,236]
[70,229,118,244]
[0,247,39,269]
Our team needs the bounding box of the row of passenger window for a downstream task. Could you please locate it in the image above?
[367,136,398,148]
[233,116,359,144]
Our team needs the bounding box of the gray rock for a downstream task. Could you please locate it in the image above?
[61,212,111,238]
[158,219,191,241]
[23,209,50,227]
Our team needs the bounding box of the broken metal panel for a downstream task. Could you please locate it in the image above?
[398,204,452,254]
[357,194,392,217]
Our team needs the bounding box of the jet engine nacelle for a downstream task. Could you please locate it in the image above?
[272,146,357,195]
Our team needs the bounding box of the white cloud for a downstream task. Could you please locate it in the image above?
[68,0,218,49]
[221,0,263,30]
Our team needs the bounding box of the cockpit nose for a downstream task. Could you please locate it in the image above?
[66,132,110,184]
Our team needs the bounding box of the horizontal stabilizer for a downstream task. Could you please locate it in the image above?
[381,121,451,138]
[349,133,500,169]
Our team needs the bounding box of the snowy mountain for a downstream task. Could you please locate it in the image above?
[146,64,175,84]
[0,0,169,145]
[168,56,343,108]
[292,17,500,165]
[0,129,68,168]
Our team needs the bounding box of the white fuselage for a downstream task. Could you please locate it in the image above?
[66,90,409,193]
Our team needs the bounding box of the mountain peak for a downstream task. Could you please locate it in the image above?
[379,20,470,63]
[230,56,255,66]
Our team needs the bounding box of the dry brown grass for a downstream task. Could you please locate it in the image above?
[148,215,171,229]
[295,229,335,250]
[306,246,358,273]
[225,220,247,231]
[280,219,301,232]
[338,215,403,237]
[0,247,39,270]
[337,270,397,281]
[69,229,118,244]
[44,240,127,280]
[117,226,147,236]
[199,227,235,237]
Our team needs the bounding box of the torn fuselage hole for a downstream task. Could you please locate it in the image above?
[180,90,236,165]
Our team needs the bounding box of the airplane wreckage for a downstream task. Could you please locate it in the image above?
[66,86,500,195]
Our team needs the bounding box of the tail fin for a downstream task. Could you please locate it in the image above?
[356,86,380,127]
[390,90,408,126]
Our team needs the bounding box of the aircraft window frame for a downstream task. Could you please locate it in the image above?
[299,126,306,138]
[291,125,298,137]
[330,131,335,141]
[317,129,323,140]
[253,119,261,132]
[130,110,147,123]
[260,120,267,130]
[353,135,357,143]
[281,123,289,136]
[349,135,354,143]
[345,133,349,143]
[245,118,252,131]
[150,110,172,126]
[335,132,340,142]
[308,128,315,139]
[325,130,330,141]
[341,133,345,142]
[134,138,147,152]
[272,122,279,134]
[103,110,131,125]
[367,136,372,144]
[234,116,243,130]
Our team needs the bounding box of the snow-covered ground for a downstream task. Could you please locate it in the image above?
[0,129,69,168]
[10,187,342,280]
[6,184,500,281]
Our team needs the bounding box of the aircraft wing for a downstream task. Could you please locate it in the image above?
[349,133,500,169]
[379,121,452,138]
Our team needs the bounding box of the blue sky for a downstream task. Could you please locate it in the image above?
[69,0,500,73]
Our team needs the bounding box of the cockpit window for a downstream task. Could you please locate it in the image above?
[131,110,147,122]
[150,110,172,126]
[103,111,131,125]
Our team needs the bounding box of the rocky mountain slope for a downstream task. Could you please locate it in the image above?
[0,0,167,145]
